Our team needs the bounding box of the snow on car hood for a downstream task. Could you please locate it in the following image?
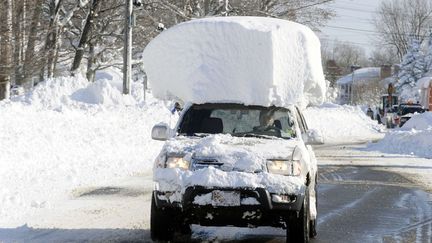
[154,134,305,195]
[163,134,300,172]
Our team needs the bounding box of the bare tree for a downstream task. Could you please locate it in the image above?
[322,40,367,72]
[368,47,399,67]
[374,0,432,59]
[23,0,45,85]
[70,0,102,75]
[0,0,13,100]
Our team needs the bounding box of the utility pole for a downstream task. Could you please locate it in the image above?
[123,0,133,95]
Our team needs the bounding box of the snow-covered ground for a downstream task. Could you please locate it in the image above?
[366,112,432,159]
[304,103,385,145]
[0,73,422,233]
[0,74,172,227]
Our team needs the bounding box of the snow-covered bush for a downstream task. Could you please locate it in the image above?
[396,38,425,101]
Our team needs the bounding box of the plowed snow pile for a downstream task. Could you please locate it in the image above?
[143,17,326,108]
[0,73,172,226]
[304,103,385,144]
[367,112,432,158]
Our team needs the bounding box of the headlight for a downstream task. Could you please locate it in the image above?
[267,160,301,176]
[166,156,190,170]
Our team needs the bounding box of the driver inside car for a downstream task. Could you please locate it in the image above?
[253,110,278,132]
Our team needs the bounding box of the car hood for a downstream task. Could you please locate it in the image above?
[161,134,301,173]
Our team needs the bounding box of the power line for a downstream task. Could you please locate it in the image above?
[336,0,379,9]
[335,13,373,23]
[324,25,432,38]
[320,37,372,47]
[331,5,379,14]
[331,4,432,19]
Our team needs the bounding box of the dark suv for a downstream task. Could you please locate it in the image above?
[150,103,323,242]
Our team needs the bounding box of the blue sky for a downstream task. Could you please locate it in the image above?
[318,0,383,55]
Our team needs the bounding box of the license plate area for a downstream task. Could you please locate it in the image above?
[212,190,240,206]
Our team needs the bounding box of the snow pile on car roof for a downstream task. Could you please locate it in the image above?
[367,112,432,158]
[143,17,326,108]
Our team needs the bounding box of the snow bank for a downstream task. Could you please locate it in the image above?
[367,112,432,158]
[0,73,172,226]
[303,103,385,144]
[367,129,432,159]
[143,17,326,108]
[12,72,142,110]
[401,112,432,130]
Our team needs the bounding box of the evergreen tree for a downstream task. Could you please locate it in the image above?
[396,38,426,100]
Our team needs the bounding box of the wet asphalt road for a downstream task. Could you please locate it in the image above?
[189,145,432,243]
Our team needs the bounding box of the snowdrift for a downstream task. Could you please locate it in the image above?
[402,112,432,130]
[143,17,326,108]
[304,103,385,144]
[367,112,432,158]
[0,73,172,226]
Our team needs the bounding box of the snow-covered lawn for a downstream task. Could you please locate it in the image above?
[0,75,171,226]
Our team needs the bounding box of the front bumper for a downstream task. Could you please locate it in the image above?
[153,186,305,228]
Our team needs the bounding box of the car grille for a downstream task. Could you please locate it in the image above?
[191,158,224,170]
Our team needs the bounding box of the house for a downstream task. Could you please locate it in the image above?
[337,65,393,105]
[417,75,432,111]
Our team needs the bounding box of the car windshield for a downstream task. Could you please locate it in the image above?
[178,104,296,139]
[399,106,423,115]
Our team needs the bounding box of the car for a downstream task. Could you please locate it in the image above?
[10,85,24,96]
[150,103,323,243]
[397,103,427,127]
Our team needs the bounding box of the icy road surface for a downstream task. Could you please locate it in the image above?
[1,144,431,243]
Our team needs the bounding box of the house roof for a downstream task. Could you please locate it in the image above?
[336,67,381,85]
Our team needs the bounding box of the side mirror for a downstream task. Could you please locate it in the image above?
[151,123,171,141]
[303,129,324,145]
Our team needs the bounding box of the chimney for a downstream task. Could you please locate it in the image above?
[380,65,392,79]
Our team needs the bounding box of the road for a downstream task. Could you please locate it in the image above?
[1,144,431,243]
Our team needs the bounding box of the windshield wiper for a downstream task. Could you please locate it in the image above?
[178,132,209,138]
[232,133,274,139]
[232,132,292,140]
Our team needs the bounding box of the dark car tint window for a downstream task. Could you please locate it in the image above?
[399,106,424,115]
[178,104,296,139]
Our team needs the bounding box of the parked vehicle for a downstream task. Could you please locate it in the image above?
[397,103,427,127]
[150,103,323,243]
[10,85,24,96]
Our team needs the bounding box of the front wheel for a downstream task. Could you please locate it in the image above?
[287,188,310,243]
[150,195,176,241]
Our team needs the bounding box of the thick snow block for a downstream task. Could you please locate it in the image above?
[143,17,326,108]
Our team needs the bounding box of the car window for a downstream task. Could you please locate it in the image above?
[178,104,297,139]
[295,107,307,134]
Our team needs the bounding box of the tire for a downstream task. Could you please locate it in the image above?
[287,187,310,243]
[150,195,176,242]
[309,178,318,238]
